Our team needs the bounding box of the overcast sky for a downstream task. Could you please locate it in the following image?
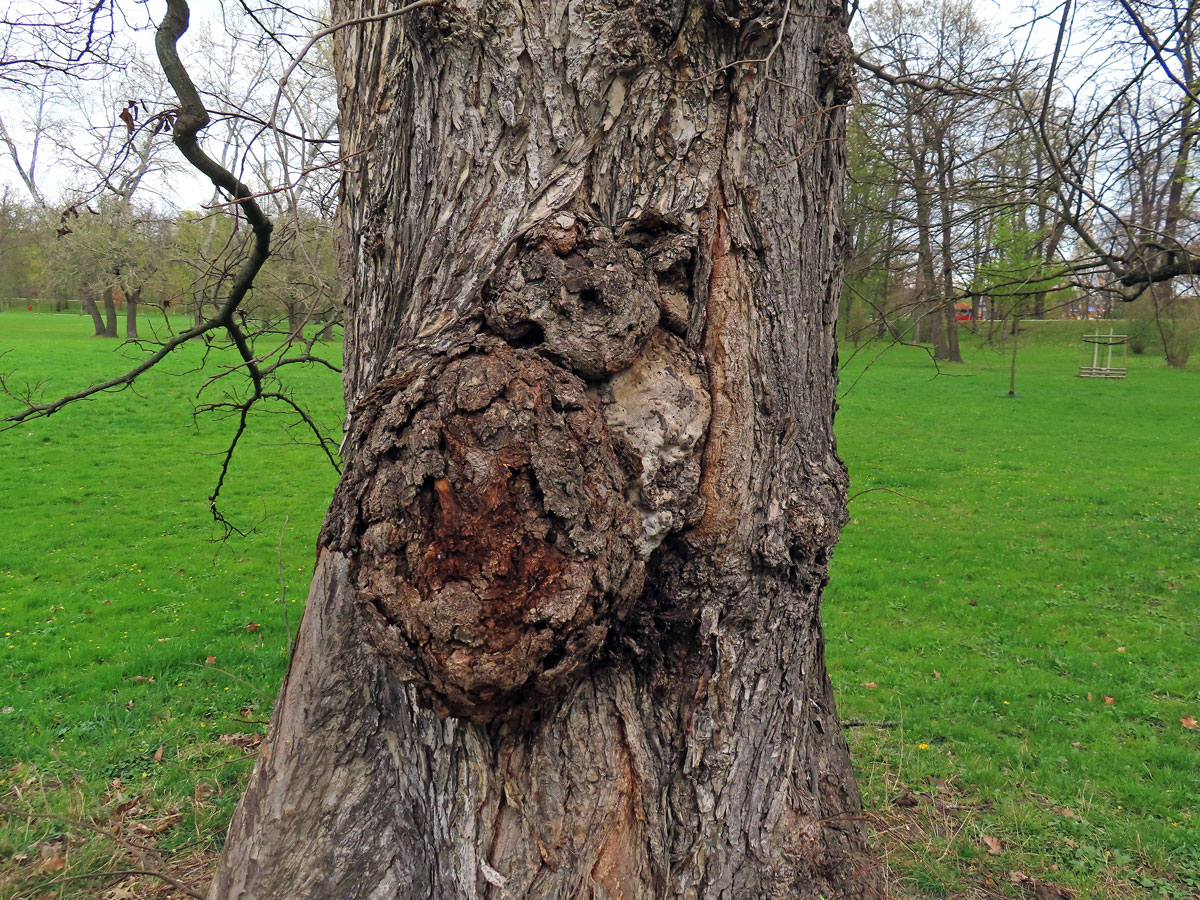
[0,0,1056,211]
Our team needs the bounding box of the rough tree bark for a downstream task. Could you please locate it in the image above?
[208,1,877,897]
[102,287,119,337]
[83,293,106,336]
[934,135,962,363]
[125,287,139,339]
[285,301,306,340]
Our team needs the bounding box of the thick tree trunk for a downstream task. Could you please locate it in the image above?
[125,288,139,339]
[83,294,106,336]
[935,139,962,363]
[102,289,119,337]
[912,158,941,353]
[208,2,876,898]
[936,295,961,362]
[286,302,306,340]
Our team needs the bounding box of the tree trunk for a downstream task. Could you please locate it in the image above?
[934,139,962,363]
[102,289,119,337]
[316,313,336,341]
[1008,315,1019,397]
[207,2,876,898]
[912,159,941,353]
[286,302,305,340]
[125,288,139,339]
[83,293,106,336]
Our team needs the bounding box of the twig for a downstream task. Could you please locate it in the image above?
[277,514,292,649]
[36,868,204,900]
[0,804,158,854]
[186,661,271,699]
[847,487,927,505]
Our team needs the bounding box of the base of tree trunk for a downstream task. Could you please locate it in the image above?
[126,297,139,339]
[208,552,879,900]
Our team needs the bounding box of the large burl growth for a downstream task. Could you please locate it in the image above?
[322,217,711,724]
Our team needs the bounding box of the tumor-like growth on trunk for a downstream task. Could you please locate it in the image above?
[324,341,646,723]
[484,218,661,380]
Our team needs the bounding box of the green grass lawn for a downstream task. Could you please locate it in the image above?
[829,321,1200,898]
[0,312,343,898]
[0,312,1196,899]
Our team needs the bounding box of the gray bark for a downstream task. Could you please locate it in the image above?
[102,289,118,337]
[208,1,876,898]
[125,287,139,339]
[286,302,306,340]
[934,135,962,363]
[83,293,106,336]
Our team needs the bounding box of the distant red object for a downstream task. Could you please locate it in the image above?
[27,305,32,311]
[955,308,973,322]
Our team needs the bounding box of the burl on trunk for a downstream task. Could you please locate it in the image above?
[208,1,877,897]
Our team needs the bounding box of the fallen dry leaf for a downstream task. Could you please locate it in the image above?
[35,854,65,873]
[1182,716,1198,730]
[205,655,217,665]
[861,682,877,690]
[245,622,261,633]
[893,790,919,808]
[983,834,1003,856]
[1104,696,1115,705]
[216,732,261,749]
[132,814,181,836]
[35,842,66,873]
[194,782,214,802]
[152,745,163,763]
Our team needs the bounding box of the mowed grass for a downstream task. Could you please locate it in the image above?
[0,312,342,898]
[828,322,1200,898]
[0,312,1196,898]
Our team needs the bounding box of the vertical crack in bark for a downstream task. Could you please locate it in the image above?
[693,200,755,547]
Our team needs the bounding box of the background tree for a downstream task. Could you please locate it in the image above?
[43,199,173,338]
[854,0,1019,361]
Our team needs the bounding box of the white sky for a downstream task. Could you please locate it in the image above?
[0,0,1055,211]
[0,0,277,211]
